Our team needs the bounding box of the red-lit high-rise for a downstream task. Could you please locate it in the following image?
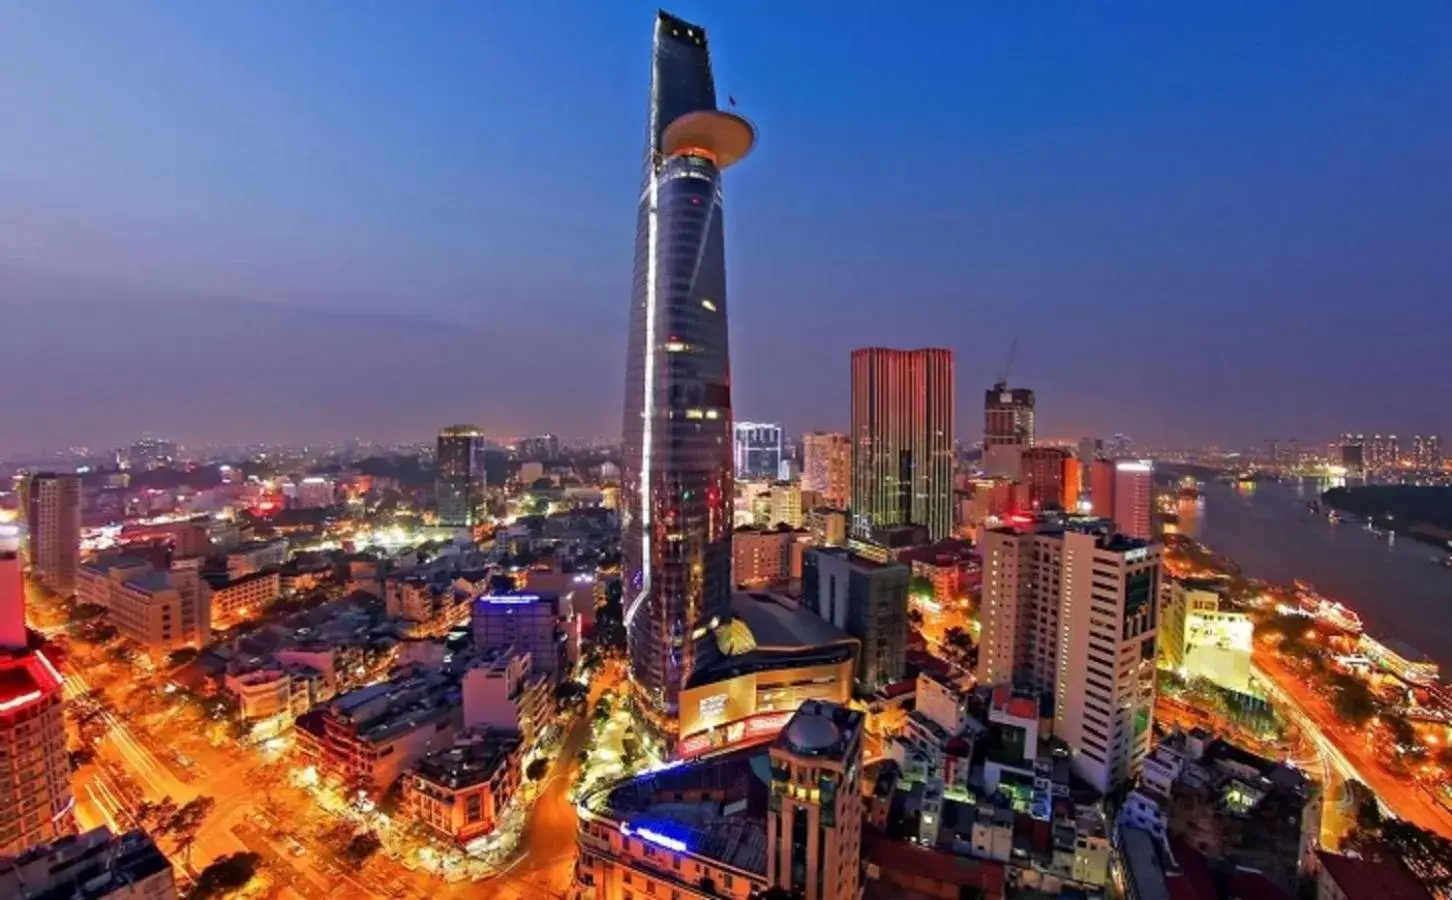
[850,348,955,540]
[0,524,74,854]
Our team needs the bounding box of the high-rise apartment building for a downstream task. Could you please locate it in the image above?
[1113,460,1154,540]
[983,382,1035,478]
[436,425,483,528]
[734,422,785,481]
[621,12,753,721]
[801,431,851,509]
[801,548,909,691]
[1412,434,1443,471]
[978,522,1161,794]
[0,525,73,855]
[766,701,864,900]
[23,473,81,597]
[1367,434,1400,473]
[1086,459,1153,539]
[850,347,955,540]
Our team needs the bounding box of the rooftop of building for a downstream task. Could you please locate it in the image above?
[688,594,857,687]
[862,832,1005,898]
[584,748,770,876]
[990,684,1040,721]
[772,700,862,760]
[472,590,557,613]
[216,568,281,589]
[121,568,174,593]
[808,545,905,572]
[1379,638,1435,664]
[0,649,62,709]
[1316,851,1434,900]
[412,729,523,791]
[895,538,977,565]
[304,668,458,744]
[79,554,150,575]
[0,828,170,900]
[1159,730,1313,808]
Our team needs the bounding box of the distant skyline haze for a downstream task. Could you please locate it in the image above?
[3,1,1449,455]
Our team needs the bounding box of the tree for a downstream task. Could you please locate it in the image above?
[908,608,925,628]
[1328,673,1377,727]
[188,852,262,900]
[344,832,382,864]
[909,575,936,602]
[526,757,551,781]
[165,796,216,865]
[554,680,587,706]
[135,797,178,834]
[1384,713,1419,750]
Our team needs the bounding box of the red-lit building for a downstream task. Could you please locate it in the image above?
[851,347,956,540]
[0,528,74,854]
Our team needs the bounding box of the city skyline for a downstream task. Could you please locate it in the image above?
[5,2,1451,454]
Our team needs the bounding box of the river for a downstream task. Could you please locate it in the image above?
[1187,479,1452,672]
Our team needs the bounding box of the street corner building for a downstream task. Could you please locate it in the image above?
[621,11,757,725]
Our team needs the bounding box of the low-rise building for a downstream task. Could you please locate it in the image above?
[106,566,211,651]
[0,827,175,900]
[677,592,857,758]
[1315,850,1434,900]
[806,507,848,549]
[404,729,524,846]
[294,669,460,795]
[75,556,151,609]
[1121,729,1320,895]
[1358,635,1440,686]
[208,569,281,627]
[574,701,864,900]
[223,662,326,735]
[460,648,553,747]
[226,538,289,578]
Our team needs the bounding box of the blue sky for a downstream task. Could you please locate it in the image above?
[2,1,1449,453]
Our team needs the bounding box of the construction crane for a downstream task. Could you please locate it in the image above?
[995,336,1018,390]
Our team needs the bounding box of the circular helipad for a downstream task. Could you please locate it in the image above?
[661,110,756,168]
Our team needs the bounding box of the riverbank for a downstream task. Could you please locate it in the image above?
[1321,485,1452,551]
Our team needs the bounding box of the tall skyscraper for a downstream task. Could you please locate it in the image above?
[22,473,80,597]
[978,521,1162,793]
[850,347,955,540]
[436,425,483,528]
[0,524,73,854]
[983,381,1035,478]
[801,431,851,509]
[621,12,755,722]
[734,422,784,480]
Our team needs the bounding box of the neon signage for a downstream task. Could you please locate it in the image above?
[621,824,688,853]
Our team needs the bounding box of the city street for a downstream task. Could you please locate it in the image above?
[1255,652,1452,839]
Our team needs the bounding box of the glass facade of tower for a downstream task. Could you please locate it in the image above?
[621,13,737,719]
[436,426,482,528]
[850,348,955,540]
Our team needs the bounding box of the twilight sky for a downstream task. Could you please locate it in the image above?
[2,1,1449,455]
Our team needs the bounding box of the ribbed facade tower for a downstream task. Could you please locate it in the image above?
[621,12,756,722]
